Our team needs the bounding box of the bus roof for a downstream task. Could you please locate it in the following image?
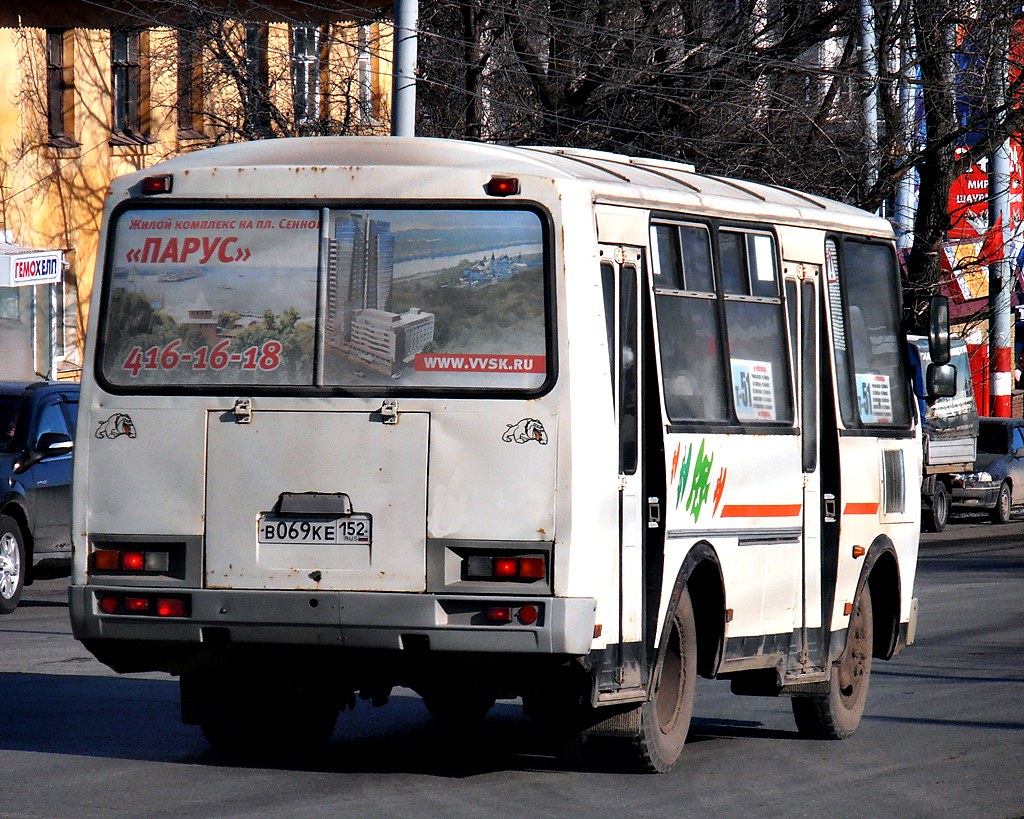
[116,136,890,236]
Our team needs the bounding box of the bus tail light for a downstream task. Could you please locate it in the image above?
[464,554,547,582]
[481,603,542,626]
[95,592,190,617]
[486,606,513,623]
[91,548,171,573]
[157,598,188,618]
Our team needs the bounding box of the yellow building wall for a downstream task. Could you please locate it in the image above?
[0,20,391,376]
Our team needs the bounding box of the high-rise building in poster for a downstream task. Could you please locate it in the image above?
[327,213,396,347]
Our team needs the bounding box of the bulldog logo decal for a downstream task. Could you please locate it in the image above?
[96,413,137,440]
[503,418,548,445]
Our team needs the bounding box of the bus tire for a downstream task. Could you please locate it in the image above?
[634,589,697,772]
[991,482,1012,525]
[923,481,949,533]
[792,587,873,739]
[0,515,26,615]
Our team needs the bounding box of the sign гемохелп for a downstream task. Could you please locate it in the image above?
[0,249,64,287]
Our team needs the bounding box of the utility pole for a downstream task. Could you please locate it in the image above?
[894,25,918,251]
[988,24,1012,417]
[858,0,880,209]
[391,0,418,137]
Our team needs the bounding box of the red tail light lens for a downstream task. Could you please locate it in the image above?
[486,606,513,623]
[156,598,187,618]
[92,550,120,571]
[517,604,539,625]
[124,597,150,613]
[99,595,119,614]
[121,551,145,571]
[518,557,546,579]
[493,558,518,577]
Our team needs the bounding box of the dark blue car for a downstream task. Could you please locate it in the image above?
[0,381,79,613]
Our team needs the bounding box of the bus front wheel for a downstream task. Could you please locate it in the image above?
[792,588,873,739]
[634,589,697,772]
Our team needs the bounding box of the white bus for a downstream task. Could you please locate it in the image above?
[70,137,952,772]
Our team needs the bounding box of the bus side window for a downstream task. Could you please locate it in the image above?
[720,229,793,425]
[651,223,729,423]
[601,261,616,396]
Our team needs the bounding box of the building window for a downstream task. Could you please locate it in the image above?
[292,24,324,129]
[356,24,376,122]
[177,28,205,138]
[110,29,150,144]
[244,23,271,134]
[46,29,79,148]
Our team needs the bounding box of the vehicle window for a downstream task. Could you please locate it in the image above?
[977,424,1008,455]
[0,396,22,453]
[325,209,546,390]
[721,229,792,423]
[1013,427,1024,453]
[826,237,910,429]
[100,207,549,392]
[651,223,729,423]
[33,402,69,447]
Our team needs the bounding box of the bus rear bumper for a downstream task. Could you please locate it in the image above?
[69,585,598,658]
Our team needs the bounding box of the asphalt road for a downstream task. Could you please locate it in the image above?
[1,518,1022,819]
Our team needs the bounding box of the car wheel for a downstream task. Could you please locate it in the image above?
[0,515,27,615]
[991,482,1012,525]
[923,482,950,533]
[792,587,873,739]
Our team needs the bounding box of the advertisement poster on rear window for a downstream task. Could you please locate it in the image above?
[102,207,548,390]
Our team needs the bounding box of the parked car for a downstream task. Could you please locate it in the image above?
[0,381,79,613]
[951,417,1024,524]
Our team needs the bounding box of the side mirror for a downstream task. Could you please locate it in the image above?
[36,431,74,456]
[927,362,956,398]
[14,432,74,473]
[928,295,951,365]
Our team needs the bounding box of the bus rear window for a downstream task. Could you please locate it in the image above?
[100,207,548,392]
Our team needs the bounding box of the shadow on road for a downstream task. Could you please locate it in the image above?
[0,671,796,776]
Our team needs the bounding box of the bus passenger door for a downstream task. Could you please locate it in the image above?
[600,246,649,689]
[787,270,825,675]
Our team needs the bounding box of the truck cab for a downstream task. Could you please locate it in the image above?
[906,336,978,531]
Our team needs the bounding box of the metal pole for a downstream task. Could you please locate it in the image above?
[391,0,418,137]
[894,25,918,251]
[858,0,880,204]
[989,141,1013,416]
[989,21,1012,417]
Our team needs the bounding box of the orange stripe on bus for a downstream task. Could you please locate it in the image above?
[720,504,802,518]
[844,502,879,515]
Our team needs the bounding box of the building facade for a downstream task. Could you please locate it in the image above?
[0,1,392,381]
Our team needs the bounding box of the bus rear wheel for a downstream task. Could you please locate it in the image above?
[792,587,873,739]
[633,589,697,772]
